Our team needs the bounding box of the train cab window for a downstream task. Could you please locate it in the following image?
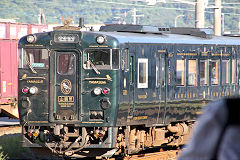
[232,59,237,84]
[57,54,75,75]
[188,60,197,86]
[83,49,119,70]
[18,49,49,68]
[200,60,209,85]
[176,60,185,86]
[137,58,148,88]
[222,60,230,84]
[211,60,220,85]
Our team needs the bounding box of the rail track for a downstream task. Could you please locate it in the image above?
[0,125,21,136]
[123,150,179,160]
[101,147,180,160]
[0,117,21,136]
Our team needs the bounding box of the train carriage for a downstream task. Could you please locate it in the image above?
[18,22,240,158]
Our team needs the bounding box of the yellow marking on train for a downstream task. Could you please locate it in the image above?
[152,92,156,97]
[123,90,127,95]
[28,121,49,123]
[201,52,208,56]
[58,102,74,107]
[106,75,112,81]
[158,50,166,53]
[99,45,109,48]
[212,53,230,56]
[177,53,197,56]
[58,96,74,102]
[89,81,106,84]
[27,80,44,83]
[133,116,148,120]
[25,44,43,47]
[89,45,109,48]
[138,92,148,99]
[82,122,103,123]
[89,45,99,48]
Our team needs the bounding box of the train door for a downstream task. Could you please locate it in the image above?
[128,53,135,118]
[156,53,166,124]
[50,51,79,122]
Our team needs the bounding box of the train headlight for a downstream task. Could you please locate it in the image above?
[27,34,37,43]
[96,36,105,44]
[93,87,102,95]
[102,88,110,95]
[29,86,38,94]
[22,87,29,94]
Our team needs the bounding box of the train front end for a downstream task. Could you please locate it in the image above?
[18,28,120,157]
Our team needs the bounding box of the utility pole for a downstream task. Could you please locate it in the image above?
[132,8,144,25]
[38,9,46,24]
[195,0,205,28]
[239,17,240,33]
[214,0,221,36]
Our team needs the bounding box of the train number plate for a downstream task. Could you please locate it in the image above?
[58,96,74,102]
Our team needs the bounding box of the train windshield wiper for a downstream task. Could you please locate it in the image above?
[26,53,37,74]
[87,60,100,74]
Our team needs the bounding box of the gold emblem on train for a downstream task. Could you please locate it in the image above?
[61,79,72,94]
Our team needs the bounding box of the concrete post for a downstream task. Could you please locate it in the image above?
[195,0,205,28]
[214,0,222,36]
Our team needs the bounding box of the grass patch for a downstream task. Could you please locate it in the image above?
[0,134,32,159]
[0,151,8,160]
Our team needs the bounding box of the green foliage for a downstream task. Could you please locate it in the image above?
[0,151,8,160]
[0,0,240,32]
[0,134,32,159]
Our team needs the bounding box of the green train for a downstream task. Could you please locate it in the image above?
[18,21,240,158]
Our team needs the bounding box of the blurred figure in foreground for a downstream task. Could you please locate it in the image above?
[178,98,240,160]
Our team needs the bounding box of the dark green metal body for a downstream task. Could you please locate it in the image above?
[18,28,240,151]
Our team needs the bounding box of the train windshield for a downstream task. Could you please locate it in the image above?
[18,49,49,69]
[83,49,119,70]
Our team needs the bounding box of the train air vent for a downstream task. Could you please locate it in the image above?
[170,27,214,39]
[99,24,162,34]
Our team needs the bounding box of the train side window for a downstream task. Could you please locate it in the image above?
[188,59,197,86]
[112,49,120,69]
[156,59,159,87]
[232,59,237,84]
[176,59,185,86]
[200,60,209,85]
[18,49,49,68]
[222,60,230,84]
[57,54,75,75]
[122,49,129,72]
[160,58,165,86]
[137,58,148,88]
[211,60,220,85]
[83,49,119,70]
[130,56,134,83]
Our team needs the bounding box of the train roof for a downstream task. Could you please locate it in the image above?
[94,25,240,46]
